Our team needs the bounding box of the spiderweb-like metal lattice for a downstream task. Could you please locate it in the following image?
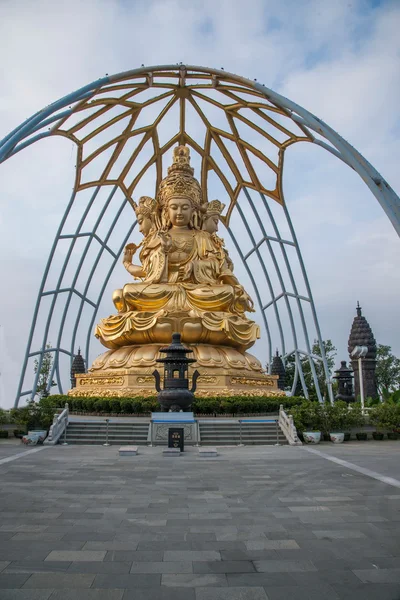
[1,65,398,406]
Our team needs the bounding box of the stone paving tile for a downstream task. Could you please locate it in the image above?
[244,540,299,550]
[0,533,16,541]
[0,573,31,588]
[130,561,192,573]
[50,591,124,600]
[61,532,115,541]
[136,541,191,551]
[339,584,400,599]
[0,591,53,600]
[161,573,227,587]
[122,588,194,600]
[68,561,132,574]
[226,573,296,587]
[193,561,255,574]
[83,541,140,551]
[45,550,106,562]
[0,560,10,572]
[313,529,367,539]
[253,559,317,573]
[262,584,340,599]
[164,550,221,561]
[190,541,247,551]
[93,574,161,588]
[22,572,95,588]
[105,550,163,562]
[4,561,71,573]
[353,568,400,583]
[195,588,268,599]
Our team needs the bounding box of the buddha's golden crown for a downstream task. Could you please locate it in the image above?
[205,199,225,216]
[132,196,156,218]
[157,146,203,208]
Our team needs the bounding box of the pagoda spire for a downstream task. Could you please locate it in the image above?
[348,303,377,399]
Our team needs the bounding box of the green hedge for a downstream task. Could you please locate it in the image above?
[47,394,303,415]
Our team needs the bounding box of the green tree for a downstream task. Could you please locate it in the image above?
[375,344,400,394]
[34,344,56,399]
[284,339,337,401]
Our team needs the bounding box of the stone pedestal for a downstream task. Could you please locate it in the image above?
[149,413,198,446]
[69,344,284,398]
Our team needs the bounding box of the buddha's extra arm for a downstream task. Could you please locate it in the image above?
[157,233,172,283]
[122,244,146,279]
[218,250,256,313]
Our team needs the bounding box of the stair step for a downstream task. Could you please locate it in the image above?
[64,438,148,445]
[66,436,148,441]
[67,425,149,428]
[68,426,149,433]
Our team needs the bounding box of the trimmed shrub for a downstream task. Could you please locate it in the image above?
[48,394,303,416]
[120,399,133,414]
[83,398,95,413]
[71,397,83,411]
[109,399,121,413]
[131,400,144,414]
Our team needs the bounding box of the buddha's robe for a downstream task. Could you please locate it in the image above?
[95,229,259,350]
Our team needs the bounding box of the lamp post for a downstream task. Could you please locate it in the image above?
[351,345,368,411]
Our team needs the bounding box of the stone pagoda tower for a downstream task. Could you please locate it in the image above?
[270,350,286,391]
[70,348,86,388]
[348,303,377,400]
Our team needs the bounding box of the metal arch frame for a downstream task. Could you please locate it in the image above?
[0,65,398,407]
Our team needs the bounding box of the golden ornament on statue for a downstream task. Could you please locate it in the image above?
[71,146,283,397]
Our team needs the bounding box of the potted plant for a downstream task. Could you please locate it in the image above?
[347,403,368,440]
[385,404,399,440]
[369,405,385,440]
[290,404,307,442]
[301,401,323,444]
[327,401,348,443]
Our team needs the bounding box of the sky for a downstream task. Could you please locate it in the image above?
[0,0,399,407]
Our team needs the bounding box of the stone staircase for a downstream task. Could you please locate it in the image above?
[61,418,288,446]
[63,421,150,445]
[198,419,288,446]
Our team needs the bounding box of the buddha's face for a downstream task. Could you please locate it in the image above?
[168,197,193,228]
[203,214,219,234]
[137,214,152,236]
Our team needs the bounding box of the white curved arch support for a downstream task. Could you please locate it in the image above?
[0,65,397,407]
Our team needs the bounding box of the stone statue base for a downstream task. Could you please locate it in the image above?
[69,344,285,398]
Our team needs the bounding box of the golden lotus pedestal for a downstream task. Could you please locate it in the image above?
[69,344,284,398]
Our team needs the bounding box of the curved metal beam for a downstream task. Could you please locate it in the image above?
[1,64,396,406]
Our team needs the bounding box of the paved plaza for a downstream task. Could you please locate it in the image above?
[0,440,399,599]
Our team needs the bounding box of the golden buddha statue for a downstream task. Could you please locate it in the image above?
[95,146,259,351]
[71,146,283,398]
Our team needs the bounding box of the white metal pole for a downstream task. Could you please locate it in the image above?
[103,418,110,447]
[358,357,365,412]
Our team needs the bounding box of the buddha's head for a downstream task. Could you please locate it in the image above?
[158,146,204,230]
[167,196,193,228]
[132,196,158,237]
[202,200,225,234]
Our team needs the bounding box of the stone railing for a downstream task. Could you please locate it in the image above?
[44,403,69,445]
[278,404,302,446]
